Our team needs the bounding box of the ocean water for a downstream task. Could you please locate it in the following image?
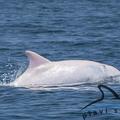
[0,0,120,119]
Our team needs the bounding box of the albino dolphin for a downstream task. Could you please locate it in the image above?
[11,50,120,87]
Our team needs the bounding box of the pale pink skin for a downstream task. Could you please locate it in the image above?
[11,51,120,88]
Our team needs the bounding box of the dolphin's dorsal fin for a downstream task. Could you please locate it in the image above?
[25,50,50,69]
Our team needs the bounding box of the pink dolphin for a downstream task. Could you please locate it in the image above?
[11,51,120,87]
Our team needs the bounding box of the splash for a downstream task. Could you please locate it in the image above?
[0,60,26,85]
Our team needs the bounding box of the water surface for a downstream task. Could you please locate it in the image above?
[0,0,120,119]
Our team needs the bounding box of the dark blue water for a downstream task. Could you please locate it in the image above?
[0,0,120,119]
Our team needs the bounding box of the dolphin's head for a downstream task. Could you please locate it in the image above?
[104,64,120,78]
